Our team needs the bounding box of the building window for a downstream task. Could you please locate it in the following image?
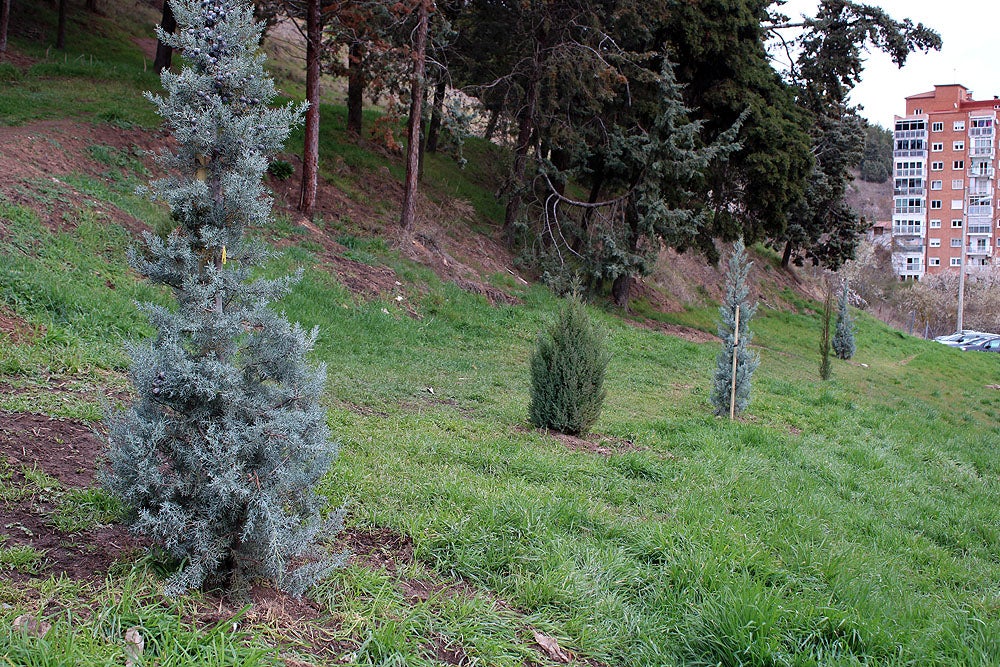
[914,108,923,114]
[954,121,966,131]
[996,238,1000,247]
[952,219,963,227]
[929,238,941,247]
[951,257,962,266]
[951,238,962,247]
[929,258,941,266]
[930,180,942,190]
[930,219,942,228]
[930,200,942,209]
[932,122,944,132]
[931,161,943,171]
[954,141,965,151]
[932,142,943,152]
[951,200,964,210]
[954,160,965,169]
[952,179,964,189]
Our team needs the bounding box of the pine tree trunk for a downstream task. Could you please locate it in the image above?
[85,0,97,11]
[503,76,537,245]
[298,0,321,216]
[56,0,67,49]
[781,239,792,268]
[153,0,176,74]
[483,107,500,142]
[426,79,446,153]
[0,0,11,56]
[346,40,365,137]
[400,0,429,233]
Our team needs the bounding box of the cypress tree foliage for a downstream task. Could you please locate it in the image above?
[820,287,833,380]
[833,280,856,359]
[529,296,609,436]
[710,240,760,416]
[103,0,343,597]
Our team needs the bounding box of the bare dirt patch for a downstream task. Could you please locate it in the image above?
[0,307,41,344]
[0,411,146,584]
[519,425,650,458]
[0,120,161,237]
[0,411,104,487]
[626,317,719,344]
[337,526,414,575]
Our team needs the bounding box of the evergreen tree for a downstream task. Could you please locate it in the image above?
[529,296,609,436]
[103,0,342,597]
[820,287,833,380]
[833,280,856,359]
[710,240,759,416]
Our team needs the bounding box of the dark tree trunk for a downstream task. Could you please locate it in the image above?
[56,0,67,49]
[346,40,365,137]
[0,0,11,55]
[85,0,97,11]
[483,107,500,142]
[153,0,176,74]
[781,239,793,268]
[417,87,428,180]
[611,273,634,308]
[400,0,429,233]
[426,79,446,153]
[298,0,321,216]
[503,76,537,245]
[611,205,640,308]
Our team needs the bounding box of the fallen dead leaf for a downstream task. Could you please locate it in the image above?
[533,629,572,663]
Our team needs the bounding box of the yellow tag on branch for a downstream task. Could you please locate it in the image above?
[222,246,227,265]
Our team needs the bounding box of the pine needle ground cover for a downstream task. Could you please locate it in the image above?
[2,187,999,663]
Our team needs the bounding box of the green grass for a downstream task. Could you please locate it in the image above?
[0,544,46,575]
[7,200,993,663]
[1,6,999,664]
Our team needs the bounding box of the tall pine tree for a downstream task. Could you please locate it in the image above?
[710,240,759,416]
[103,0,342,597]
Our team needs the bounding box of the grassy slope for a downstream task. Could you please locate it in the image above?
[2,4,1000,666]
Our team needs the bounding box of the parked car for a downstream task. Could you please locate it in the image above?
[935,331,997,347]
[959,336,1000,353]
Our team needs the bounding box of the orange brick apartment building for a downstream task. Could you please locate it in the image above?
[892,84,998,279]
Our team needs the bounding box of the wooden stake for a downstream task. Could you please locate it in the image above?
[730,305,740,420]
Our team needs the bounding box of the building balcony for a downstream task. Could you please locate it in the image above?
[894,149,927,159]
[970,146,996,158]
[967,245,993,256]
[895,168,924,178]
[894,206,925,215]
[967,223,993,235]
[895,261,925,275]
[892,223,924,236]
[893,187,926,196]
[968,205,993,216]
[969,127,995,137]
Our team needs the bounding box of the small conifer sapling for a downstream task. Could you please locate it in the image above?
[103,0,343,596]
[819,287,833,380]
[529,296,609,436]
[710,240,760,416]
[832,280,856,360]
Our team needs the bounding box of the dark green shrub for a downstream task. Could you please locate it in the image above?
[529,297,609,435]
[267,159,295,180]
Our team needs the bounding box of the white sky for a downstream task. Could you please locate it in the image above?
[773,0,1000,127]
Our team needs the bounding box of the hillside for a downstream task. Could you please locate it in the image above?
[2,3,1000,667]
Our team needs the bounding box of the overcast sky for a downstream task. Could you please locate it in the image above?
[773,0,1000,127]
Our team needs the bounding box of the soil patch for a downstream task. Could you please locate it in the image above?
[338,526,414,575]
[0,411,146,584]
[627,317,719,344]
[0,411,104,487]
[0,307,41,344]
[0,120,161,238]
[519,425,650,458]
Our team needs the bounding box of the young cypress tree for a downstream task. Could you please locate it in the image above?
[103,0,342,596]
[832,280,856,359]
[819,287,833,380]
[710,240,760,416]
[529,296,609,436]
